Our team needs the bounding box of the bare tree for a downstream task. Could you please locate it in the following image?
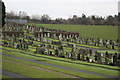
[31,14,41,20]
[18,11,28,18]
[6,10,16,19]
[40,14,51,23]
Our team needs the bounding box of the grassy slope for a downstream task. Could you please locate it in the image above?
[2,46,119,69]
[2,75,16,80]
[3,56,107,79]
[2,75,10,78]
[3,56,105,78]
[27,24,119,50]
[3,61,69,78]
[2,35,119,54]
[1,24,119,78]
[2,48,119,77]
[28,23,118,41]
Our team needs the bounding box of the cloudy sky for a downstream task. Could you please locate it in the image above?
[3,0,119,19]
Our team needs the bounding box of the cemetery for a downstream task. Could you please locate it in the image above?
[1,22,120,79]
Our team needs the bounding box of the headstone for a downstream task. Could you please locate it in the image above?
[26,42,29,50]
[66,52,69,58]
[23,43,26,50]
[105,52,109,65]
[113,53,118,65]
[95,51,98,62]
[77,53,81,60]
[16,44,20,49]
[86,54,89,62]
[55,49,59,57]
[50,51,52,55]
[12,40,14,48]
[48,33,50,37]
[36,45,38,54]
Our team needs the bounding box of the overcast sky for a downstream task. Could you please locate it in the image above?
[3,0,120,19]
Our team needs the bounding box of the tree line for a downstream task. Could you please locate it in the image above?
[6,11,120,26]
[1,1,6,27]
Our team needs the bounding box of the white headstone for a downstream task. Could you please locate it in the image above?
[48,33,50,37]
[73,44,76,48]
[90,59,93,62]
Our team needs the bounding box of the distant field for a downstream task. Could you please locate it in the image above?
[28,23,118,41]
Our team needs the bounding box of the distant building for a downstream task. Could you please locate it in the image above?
[6,19,27,24]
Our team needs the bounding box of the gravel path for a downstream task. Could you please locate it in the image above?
[2,70,28,78]
[2,70,37,80]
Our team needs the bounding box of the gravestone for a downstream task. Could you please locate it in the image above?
[112,41,115,49]
[77,53,81,60]
[55,49,59,57]
[105,52,109,65]
[32,28,35,34]
[81,49,85,61]
[113,53,118,65]
[23,43,26,50]
[59,50,65,58]
[48,33,50,37]
[95,51,98,62]
[16,44,20,49]
[26,42,29,50]
[37,46,40,54]
[66,52,69,58]
[12,40,14,48]
[50,51,52,55]
[86,54,89,62]
[35,45,38,54]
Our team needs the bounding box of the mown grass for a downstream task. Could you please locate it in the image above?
[2,48,119,77]
[3,61,69,78]
[2,75,16,80]
[1,46,119,70]
[3,55,106,79]
[2,75,10,78]
[28,23,118,41]
[98,51,119,54]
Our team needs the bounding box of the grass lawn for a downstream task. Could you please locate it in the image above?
[98,51,119,54]
[28,23,118,41]
[2,75,10,78]
[2,75,17,80]
[2,75,16,80]
[1,46,119,70]
[3,55,106,79]
[3,61,70,78]
[2,48,119,77]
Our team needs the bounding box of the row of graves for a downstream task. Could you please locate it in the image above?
[2,37,29,50]
[34,40,120,66]
[25,24,119,50]
[1,22,120,67]
[2,36,120,66]
[2,22,119,50]
[1,22,28,50]
[2,30,120,66]
[3,22,24,31]
[28,33,120,66]
[1,22,24,38]
[25,25,79,41]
